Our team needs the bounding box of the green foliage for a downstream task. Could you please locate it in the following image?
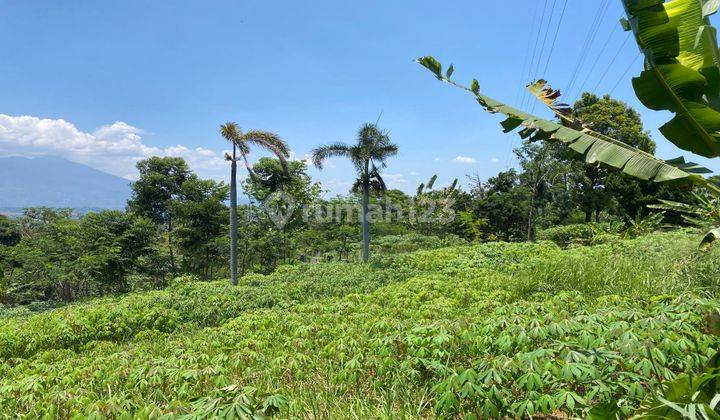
[369,233,466,256]
[127,157,193,225]
[415,58,716,194]
[537,223,619,247]
[172,178,229,278]
[0,208,162,304]
[622,0,720,158]
[0,262,413,360]
[0,231,718,417]
[0,215,19,247]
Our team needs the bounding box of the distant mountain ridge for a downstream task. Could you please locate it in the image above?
[0,156,131,211]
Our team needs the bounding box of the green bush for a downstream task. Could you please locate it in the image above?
[537,223,619,247]
[0,230,718,417]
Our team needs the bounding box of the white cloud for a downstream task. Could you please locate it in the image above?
[0,114,228,180]
[383,172,408,189]
[434,157,441,161]
[453,155,477,164]
[490,157,500,163]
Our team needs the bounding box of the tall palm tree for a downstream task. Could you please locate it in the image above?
[220,122,290,285]
[311,123,398,262]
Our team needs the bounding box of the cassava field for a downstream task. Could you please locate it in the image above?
[1,230,719,418]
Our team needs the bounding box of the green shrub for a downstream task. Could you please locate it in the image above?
[537,223,619,247]
[0,231,718,417]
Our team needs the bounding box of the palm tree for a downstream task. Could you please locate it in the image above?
[220,122,290,285]
[311,123,398,262]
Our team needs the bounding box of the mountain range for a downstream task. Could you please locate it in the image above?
[0,156,131,214]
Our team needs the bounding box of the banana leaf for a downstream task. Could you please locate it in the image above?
[622,0,720,158]
[416,56,715,189]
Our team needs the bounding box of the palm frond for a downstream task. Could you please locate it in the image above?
[357,123,383,148]
[369,165,387,192]
[242,130,290,157]
[220,122,241,143]
[622,0,720,157]
[311,143,352,169]
[427,174,438,190]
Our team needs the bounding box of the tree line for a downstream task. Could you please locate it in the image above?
[0,93,702,305]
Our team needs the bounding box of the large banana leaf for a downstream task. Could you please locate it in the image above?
[416,56,717,191]
[622,0,720,158]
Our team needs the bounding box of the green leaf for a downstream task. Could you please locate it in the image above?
[416,56,443,79]
[416,60,708,189]
[471,79,480,94]
[622,0,720,158]
[446,64,454,79]
[588,402,621,420]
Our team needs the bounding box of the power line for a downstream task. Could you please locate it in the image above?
[568,0,612,99]
[514,0,541,107]
[591,33,631,94]
[521,0,550,111]
[509,0,549,170]
[575,22,619,97]
[531,0,559,113]
[565,0,610,97]
[609,52,642,96]
[540,0,569,78]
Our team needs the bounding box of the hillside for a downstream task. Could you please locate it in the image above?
[0,156,131,211]
[0,230,718,418]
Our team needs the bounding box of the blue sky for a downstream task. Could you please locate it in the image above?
[1,0,717,196]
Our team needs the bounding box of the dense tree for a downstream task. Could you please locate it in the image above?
[77,211,159,293]
[569,94,656,222]
[0,215,19,247]
[312,123,398,262]
[0,209,158,304]
[477,170,530,242]
[244,157,321,228]
[127,157,193,277]
[515,142,567,241]
[172,178,229,279]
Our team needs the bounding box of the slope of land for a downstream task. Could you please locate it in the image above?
[0,156,131,210]
[0,230,718,418]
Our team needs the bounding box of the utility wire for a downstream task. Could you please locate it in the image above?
[568,0,612,99]
[510,0,549,169]
[515,0,541,107]
[565,0,610,98]
[609,52,642,96]
[540,0,569,78]
[521,0,550,111]
[531,0,559,113]
[591,33,631,94]
[575,22,619,97]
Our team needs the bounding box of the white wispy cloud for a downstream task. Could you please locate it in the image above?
[382,172,408,189]
[0,114,228,180]
[491,157,499,163]
[453,155,477,164]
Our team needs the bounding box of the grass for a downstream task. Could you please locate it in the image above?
[0,230,718,418]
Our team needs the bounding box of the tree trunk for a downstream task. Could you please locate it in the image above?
[585,209,592,223]
[230,145,239,286]
[562,172,569,224]
[167,217,177,278]
[527,189,536,242]
[361,182,370,262]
